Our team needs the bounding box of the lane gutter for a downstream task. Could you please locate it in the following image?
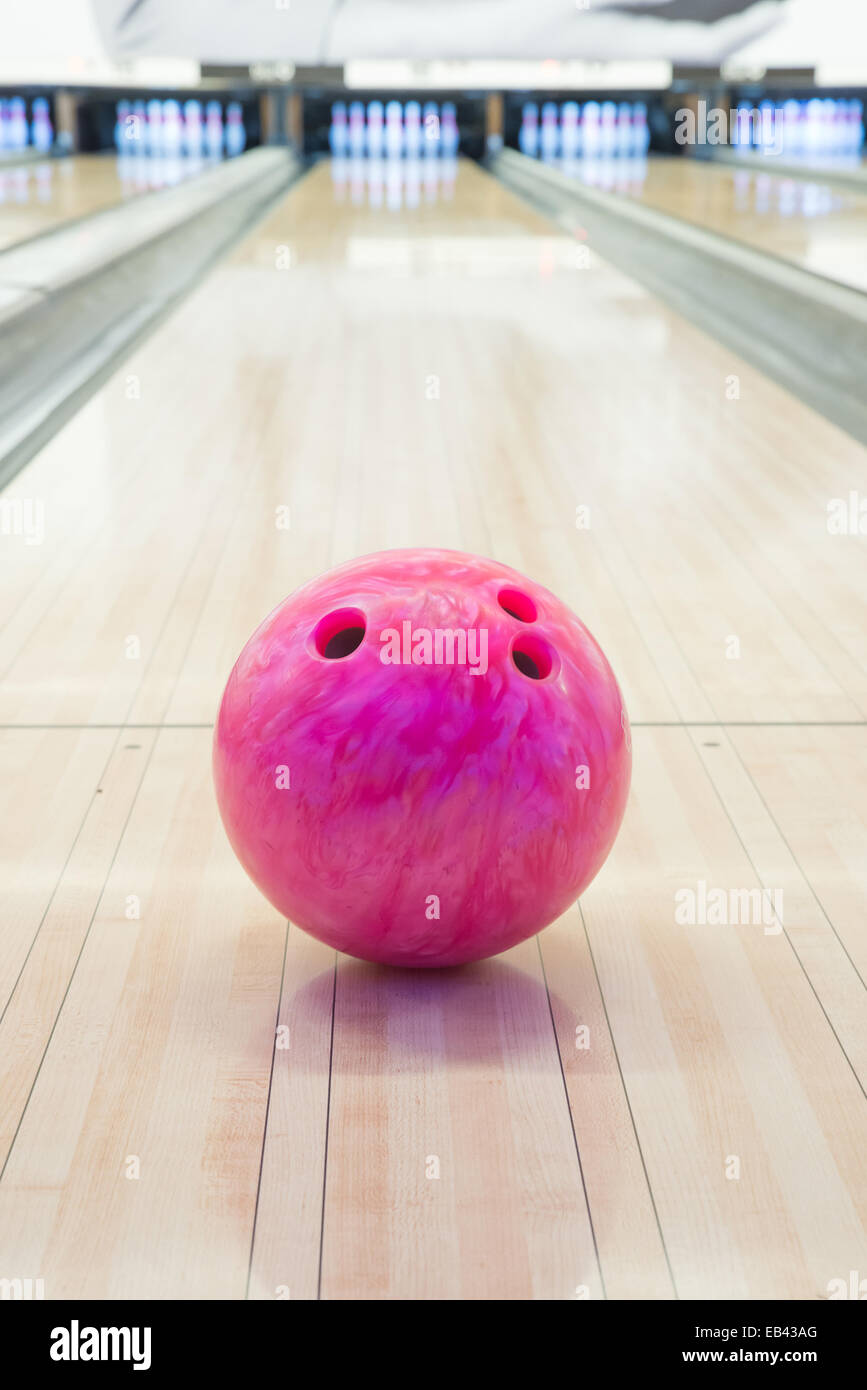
[487,148,867,448]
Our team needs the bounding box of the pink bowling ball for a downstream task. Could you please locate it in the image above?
[213,549,631,967]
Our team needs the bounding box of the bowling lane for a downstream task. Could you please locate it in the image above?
[4,157,865,729]
[1,157,866,1299]
[0,152,211,251]
[592,153,867,293]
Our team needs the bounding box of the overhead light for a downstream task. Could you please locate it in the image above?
[249,62,295,84]
[345,59,672,91]
[721,62,768,83]
[0,57,201,88]
[816,63,867,86]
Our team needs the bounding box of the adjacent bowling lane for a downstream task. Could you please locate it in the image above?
[586,153,867,293]
[1,156,866,1300]
[0,151,211,251]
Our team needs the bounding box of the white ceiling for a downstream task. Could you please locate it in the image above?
[6,0,863,76]
[86,0,793,65]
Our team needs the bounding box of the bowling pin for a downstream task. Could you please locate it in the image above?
[633,101,649,157]
[365,100,383,157]
[781,98,800,158]
[404,100,422,158]
[146,98,163,156]
[734,100,753,149]
[349,101,367,158]
[205,100,224,159]
[582,100,601,158]
[599,101,617,157]
[130,101,147,154]
[162,99,183,156]
[114,99,130,152]
[183,99,204,158]
[795,100,808,158]
[562,101,581,159]
[518,102,539,158]
[615,101,632,157]
[329,101,348,156]
[849,98,864,155]
[823,99,835,157]
[805,97,823,154]
[841,98,857,156]
[423,101,440,151]
[539,101,559,161]
[829,100,845,157]
[9,96,28,150]
[440,101,459,157]
[385,100,404,158]
[757,98,776,154]
[225,101,246,156]
[31,96,53,152]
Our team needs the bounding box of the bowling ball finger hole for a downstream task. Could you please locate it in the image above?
[498,587,537,622]
[313,608,366,659]
[511,633,556,681]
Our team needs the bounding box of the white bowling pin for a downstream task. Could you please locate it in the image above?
[561,101,580,159]
[735,101,754,149]
[539,102,558,160]
[385,100,404,158]
[820,98,836,155]
[115,99,130,152]
[757,99,776,154]
[162,99,183,155]
[130,101,147,154]
[633,102,649,156]
[365,100,383,157]
[519,102,539,158]
[146,98,164,156]
[615,102,632,157]
[440,102,459,157]
[329,101,348,156]
[183,99,203,158]
[205,100,224,159]
[349,101,367,158]
[849,98,864,154]
[600,101,617,157]
[404,101,422,158]
[583,100,601,157]
[9,96,28,150]
[781,99,800,158]
[226,101,246,156]
[804,98,823,154]
[423,101,440,151]
[31,96,53,152]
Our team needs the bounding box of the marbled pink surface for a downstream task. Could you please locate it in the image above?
[213,549,631,967]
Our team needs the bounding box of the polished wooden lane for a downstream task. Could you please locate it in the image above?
[0,152,210,252]
[0,157,865,1299]
[602,153,867,293]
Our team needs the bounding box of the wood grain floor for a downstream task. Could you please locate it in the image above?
[0,152,210,252]
[607,154,867,292]
[0,156,865,1300]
